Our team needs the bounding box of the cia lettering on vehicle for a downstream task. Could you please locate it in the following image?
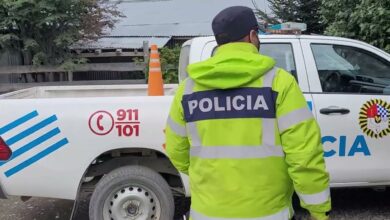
[322,135,370,157]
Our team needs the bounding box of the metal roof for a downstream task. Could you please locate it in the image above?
[74,0,271,49]
[72,37,171,49]
[110,0,270,37]
[110,23,213,37]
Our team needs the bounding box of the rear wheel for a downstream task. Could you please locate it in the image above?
[89,165,175,220]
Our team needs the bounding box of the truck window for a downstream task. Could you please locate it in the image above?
[311,44,390,94]
[212,43,298,80]
[179,45,190,81]
[260,43,297,80]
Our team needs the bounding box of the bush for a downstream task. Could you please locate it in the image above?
[160,45,181,83]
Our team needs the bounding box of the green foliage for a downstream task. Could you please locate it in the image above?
[0,0,122,66]
[321,0,390,53]
[268,0,297,22]
[0,34,20,48]
[61,57,87,71]
[160,45,181,83]
[254,0,324,33]
[31,52,46,65]
[23,39,39,52]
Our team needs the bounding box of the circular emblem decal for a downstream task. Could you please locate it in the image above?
[359,99,390,138]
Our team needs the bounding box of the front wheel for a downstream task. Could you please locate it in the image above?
[89,165,175,220]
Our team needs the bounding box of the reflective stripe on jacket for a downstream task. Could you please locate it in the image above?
[166,42,331,220]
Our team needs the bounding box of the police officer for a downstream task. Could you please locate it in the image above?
[166,6,331,220]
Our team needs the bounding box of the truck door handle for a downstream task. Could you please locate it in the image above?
[320,108,350,115]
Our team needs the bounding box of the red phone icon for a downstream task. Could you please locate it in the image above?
[97,115,104,131]
[89,111,114,136]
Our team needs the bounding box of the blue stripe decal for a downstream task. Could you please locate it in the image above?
[307,101,313,111]
[5,138,69,177]
[0,128,61,166]
[5,115,57,146]
[182,87,278,122]
[0,111,38,135]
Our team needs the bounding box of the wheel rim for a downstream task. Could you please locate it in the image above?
[103,185,161,220]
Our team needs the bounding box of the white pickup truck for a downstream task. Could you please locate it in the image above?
[0,35,389,220]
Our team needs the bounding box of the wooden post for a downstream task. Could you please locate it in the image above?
[68,71,73,81]
[38,73,45,82]
[47,72,54,82]
[26,73,34,83]
[143,41,149,79]
[59,72,65,81]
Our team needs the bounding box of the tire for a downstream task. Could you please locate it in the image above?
[174,196,190,220]
[89,165,175,220]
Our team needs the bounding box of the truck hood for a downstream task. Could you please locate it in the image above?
[187,42,276,89]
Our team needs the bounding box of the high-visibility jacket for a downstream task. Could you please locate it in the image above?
[166,42,331,220]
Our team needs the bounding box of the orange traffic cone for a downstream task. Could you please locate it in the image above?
[148,44,164,96]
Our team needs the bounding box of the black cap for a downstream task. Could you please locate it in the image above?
[212,6,258,45]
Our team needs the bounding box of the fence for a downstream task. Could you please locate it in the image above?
[0,42,150,94]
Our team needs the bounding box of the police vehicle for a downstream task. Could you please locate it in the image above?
[0,24,389,219]
[179,31,390,188]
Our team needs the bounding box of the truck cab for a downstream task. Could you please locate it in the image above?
[179,35,390,187]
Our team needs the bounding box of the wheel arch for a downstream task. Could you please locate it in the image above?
[71,147,188,219]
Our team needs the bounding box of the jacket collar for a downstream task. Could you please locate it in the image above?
[215,42,259,55]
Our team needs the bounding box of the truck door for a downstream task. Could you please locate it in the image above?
[301,38,390,186]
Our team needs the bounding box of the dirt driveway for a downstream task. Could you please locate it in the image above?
[1,188,390,220]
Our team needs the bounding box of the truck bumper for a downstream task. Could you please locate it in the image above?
[0,182,7,199]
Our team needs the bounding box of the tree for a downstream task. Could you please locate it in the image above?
[296,0,324,34]
[268,0,297,22]
[252,0,279,25]
[321,0,390,52]
[160,45,181,83]
[0,0,121,66]
[254,0,324,34]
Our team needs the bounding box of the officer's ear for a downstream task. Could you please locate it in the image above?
[249,29,257,39]
[249,29,260,50]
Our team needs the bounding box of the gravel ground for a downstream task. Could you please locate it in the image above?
[0,196,73,220]
[0,188,390,220]
[295,188,390,219]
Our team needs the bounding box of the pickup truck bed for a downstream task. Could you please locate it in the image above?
[0,84,185,203]
[0,84,178,99]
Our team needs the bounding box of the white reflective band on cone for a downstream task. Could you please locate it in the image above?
[190,207,290,220]
[149,67,161,72]
[149,58,160,62]
[190,145,284,159]
[167,116,187,137]
[278,107,313,132]
[297,188,330,205]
